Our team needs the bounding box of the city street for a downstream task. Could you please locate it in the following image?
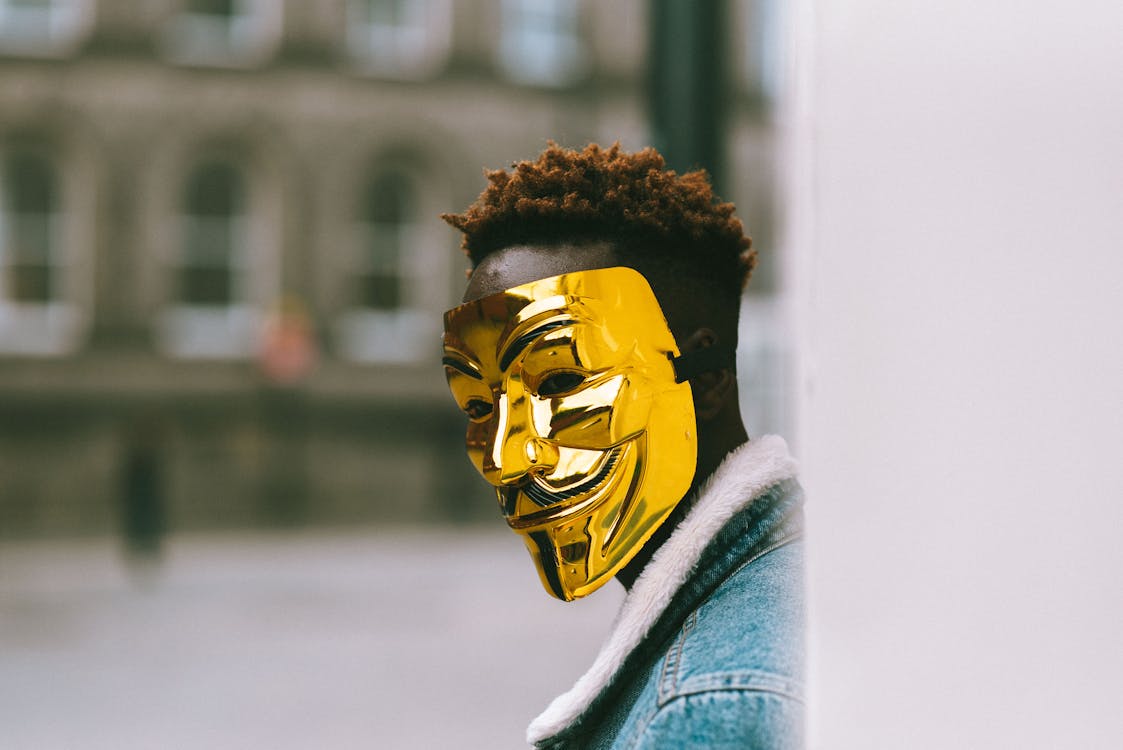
[0,528,623,749]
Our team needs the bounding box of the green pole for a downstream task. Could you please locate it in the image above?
[648,0,729,194]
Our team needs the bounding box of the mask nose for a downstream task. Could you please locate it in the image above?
[482,386,557,486]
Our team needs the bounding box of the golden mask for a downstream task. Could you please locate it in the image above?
[442,267,698,600]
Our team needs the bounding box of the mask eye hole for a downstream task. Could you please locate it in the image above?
[464,398,493,421]
[537,371,586,397]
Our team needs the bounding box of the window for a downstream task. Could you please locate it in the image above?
[163,0,281,67]
[345,0,451,77]
[336,171,435,363]
[0,150,81,354]
[180,161,244,307]
[357,174,409,311]
[0,0,91,55]
[1,152,56,304]
[498,0,585,87]
[160,160,259,358]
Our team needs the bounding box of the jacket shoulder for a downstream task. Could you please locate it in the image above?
[658,540,805,708]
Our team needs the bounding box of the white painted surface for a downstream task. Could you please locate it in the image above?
[785,1,1123,747]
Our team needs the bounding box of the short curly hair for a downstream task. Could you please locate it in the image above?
[441,143,755,301]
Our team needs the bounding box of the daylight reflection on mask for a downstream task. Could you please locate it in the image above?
[442,267,697,600]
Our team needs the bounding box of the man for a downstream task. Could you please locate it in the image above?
[441,143,803,749]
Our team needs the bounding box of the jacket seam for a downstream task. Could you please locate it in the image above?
[667,670,806,704]
[739,528,803,578]
[747,529,799,571]
[656,609,696,703]
[626,687,805,750]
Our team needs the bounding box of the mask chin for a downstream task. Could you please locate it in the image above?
[514,433,648,600]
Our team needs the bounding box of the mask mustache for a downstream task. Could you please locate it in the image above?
[514,445,623,511]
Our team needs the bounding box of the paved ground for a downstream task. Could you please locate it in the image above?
[0,528,624,749]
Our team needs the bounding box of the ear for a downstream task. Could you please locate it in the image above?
[681,328,736,421]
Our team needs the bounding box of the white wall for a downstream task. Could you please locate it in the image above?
[784,1,1123,747]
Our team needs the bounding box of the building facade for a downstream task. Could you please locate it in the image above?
[0,0,783,537]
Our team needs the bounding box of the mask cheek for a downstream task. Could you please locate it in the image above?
[465,422,490,478]
[608,376,655,443]
[548,375,650,449]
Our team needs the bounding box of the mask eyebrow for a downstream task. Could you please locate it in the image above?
[499,319,573,371]
[442,354,483,380]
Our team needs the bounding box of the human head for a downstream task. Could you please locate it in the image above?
[441,143,755,599]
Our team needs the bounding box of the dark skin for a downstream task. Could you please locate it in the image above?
[463,241,750,591]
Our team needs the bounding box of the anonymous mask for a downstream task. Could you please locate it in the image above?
[442,266,698,600]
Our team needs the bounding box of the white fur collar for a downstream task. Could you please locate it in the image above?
[527,435,799,745]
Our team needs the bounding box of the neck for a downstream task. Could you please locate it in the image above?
[615,412,749,591]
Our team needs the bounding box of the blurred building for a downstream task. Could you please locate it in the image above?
[0,0,783,537]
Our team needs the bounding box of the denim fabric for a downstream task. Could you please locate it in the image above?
[536,481,804,749]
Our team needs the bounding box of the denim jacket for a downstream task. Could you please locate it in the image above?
[527,437,804,749]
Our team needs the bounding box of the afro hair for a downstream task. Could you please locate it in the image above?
[441,143,755,301]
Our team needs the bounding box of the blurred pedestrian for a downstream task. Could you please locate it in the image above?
[119,412,167,571]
